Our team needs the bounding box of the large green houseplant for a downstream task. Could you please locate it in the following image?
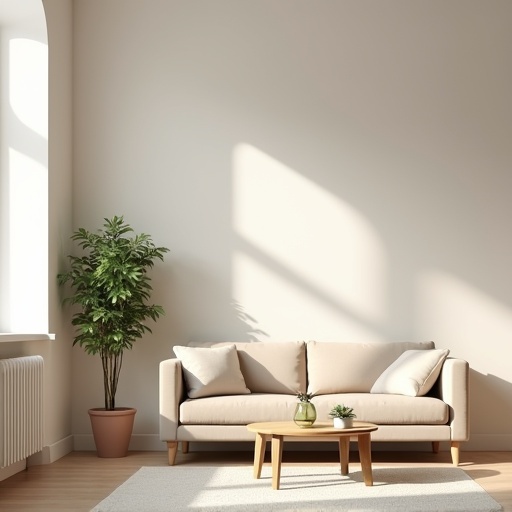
[58,215,169,456]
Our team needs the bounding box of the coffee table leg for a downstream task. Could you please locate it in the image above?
[339,436,349,475]
[253,433,266,479]
[271,434,284,490]
[358,433,373,486]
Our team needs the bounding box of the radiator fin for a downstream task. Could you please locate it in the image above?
[0,356,44,467]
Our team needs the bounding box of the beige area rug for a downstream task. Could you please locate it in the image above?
[91,464,503,512]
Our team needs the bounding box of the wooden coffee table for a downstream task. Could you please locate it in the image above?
[246,421,378,490]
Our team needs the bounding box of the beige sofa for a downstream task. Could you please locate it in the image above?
[159,341,469,466]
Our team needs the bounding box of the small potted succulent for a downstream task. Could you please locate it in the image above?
[294,392,317,428]
[329,404,356,429]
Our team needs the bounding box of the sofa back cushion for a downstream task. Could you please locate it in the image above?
[188,341,306,395]
[306,341,435,395]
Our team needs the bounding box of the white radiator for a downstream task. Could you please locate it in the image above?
[0,356,44,468]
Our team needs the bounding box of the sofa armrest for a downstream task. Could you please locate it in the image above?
[438,357,469,442]
[159,358,184,441]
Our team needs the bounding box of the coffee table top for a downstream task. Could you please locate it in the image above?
[247,421,378,437]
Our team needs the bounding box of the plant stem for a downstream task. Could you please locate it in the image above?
[101,350,123,410]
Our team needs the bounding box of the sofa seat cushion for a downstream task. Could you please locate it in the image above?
[179,392,449,426]
[312,393,449,425]
[187,341,306,394]
[306,341,435,395]
[180,394,299,425]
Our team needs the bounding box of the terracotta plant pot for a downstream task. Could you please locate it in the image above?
[88,407,136,458]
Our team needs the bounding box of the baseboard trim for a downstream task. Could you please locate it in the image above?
[0,436,74,480]
[73,434,167,452]
[129,434,168,451]
[73,434,96,451]
[464,434,512,451]
[28,435,74,466]
[73,433,512,453]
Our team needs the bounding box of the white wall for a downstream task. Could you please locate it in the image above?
[72,1,512,450]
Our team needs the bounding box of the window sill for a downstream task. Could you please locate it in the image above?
[0,333,56,343]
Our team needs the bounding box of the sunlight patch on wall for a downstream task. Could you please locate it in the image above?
[232,251,382,341]
[9,38,48,138]
[416,270,512,376]
[8,149,48,332]
[1,24,48,333]
[232,143,386,338]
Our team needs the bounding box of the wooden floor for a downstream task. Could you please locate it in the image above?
[0,449,511,511]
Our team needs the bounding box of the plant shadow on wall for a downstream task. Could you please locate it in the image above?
[58,216,169,457]
[231,300,269,341]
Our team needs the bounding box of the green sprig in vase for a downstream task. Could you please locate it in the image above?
[294,392,317,428]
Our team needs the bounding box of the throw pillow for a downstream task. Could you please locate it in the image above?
[173,344,251,399]
[370,348,450,397]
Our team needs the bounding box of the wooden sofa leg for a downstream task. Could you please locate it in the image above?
[167,441,178,466]
[451,441,460,466]
[432,441,440,453]
[182,441,189,454]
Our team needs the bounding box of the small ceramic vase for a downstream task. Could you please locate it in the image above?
[333,417,353,429]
